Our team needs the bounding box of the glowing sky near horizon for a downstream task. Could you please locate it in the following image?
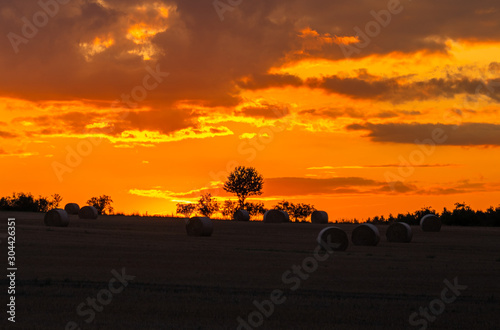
[1,0,500,219]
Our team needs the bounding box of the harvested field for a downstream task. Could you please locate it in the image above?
[1,211,499,329]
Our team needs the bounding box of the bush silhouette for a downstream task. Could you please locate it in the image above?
[0,192,62,212]
[87,195,114,215]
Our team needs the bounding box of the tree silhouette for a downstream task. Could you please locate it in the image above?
[176,203,196,218]
[0,192,62,212]
[196,193,219,217]
[273,200,316,222]
[223,166,264,209]
[51,194,63,208]
[221,200,238,219]
[245,202,267,219]
[87,195,114,215]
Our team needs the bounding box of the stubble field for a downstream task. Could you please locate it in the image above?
[1,211,499,329]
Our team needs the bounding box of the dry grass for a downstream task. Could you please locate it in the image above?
[2,211,499,329]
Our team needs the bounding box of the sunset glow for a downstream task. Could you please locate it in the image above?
[1,1,500,219]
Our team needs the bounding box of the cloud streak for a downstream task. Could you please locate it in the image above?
[347,122,500,146]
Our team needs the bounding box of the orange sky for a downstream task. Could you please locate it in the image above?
[1,1,500,220]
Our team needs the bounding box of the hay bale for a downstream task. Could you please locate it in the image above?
[44,209,70,227]
[317,226,349,251]
[311,210,328,224]
[64,203,80,215]
[420,214,441,232]
[78,206,98,219]
[263,210,289,223]
[234,209,250,221]
[386,222,412,243]
[186,217,213,236]
[351,223,380,246]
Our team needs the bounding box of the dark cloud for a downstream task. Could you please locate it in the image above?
[236,73,303,90]
[0,0,499,108]
[415,180,488,195]
[307,75,500,103]
[239,103,290,119]
[263,176,381,196]
[402,110,422,116]
[0,0,303,107]
[366,163,456,168]
[307,75,397,98]
[377,181,417,194]
[301,108,353,119]
[114,109,198,135]
[283,0,500,59]
[237,72,500,105]
[264,176,481,196]
[298,107,416,120]
[30,112,102,133]
[0,130,18,138]
[347,122,500,146]
[14,108,201,137]
[376,180,488,195]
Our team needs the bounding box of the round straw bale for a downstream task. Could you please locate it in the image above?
[186,217,213,236]
[420,214,441,232]
[351,223,380,246]
[44,209,70,227]
[64,203,80,215]
[311,210,328,224]
[234,209,250,221]
[386,222,412,243]
[317,226,349,251]
[263,210,289,223]
[78,206,98,219]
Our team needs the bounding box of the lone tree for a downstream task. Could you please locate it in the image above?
[223,166,264,209]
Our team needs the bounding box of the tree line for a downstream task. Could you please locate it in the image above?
[3,166,500,226]
[176,166,317,221]
[176,194,317,222]
[0,192,113,215]
[0,192,62,213]
[351,203,500,227]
